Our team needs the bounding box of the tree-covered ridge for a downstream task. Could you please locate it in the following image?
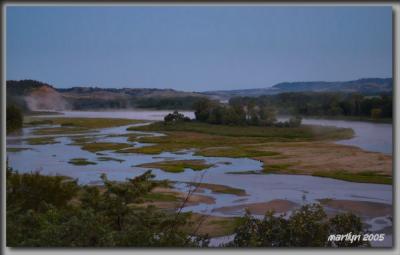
[6,79,206,111]
[6,79,54,95]
[6,79,393,113]
[203,78,393,99]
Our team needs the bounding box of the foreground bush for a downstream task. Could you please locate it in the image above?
[6,167,208,247]
[227,204,370,247]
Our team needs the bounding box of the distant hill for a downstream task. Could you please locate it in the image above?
[203,78,393,100]
[6,80,205,111]
[6,80,69,111]
[6,78,392,111]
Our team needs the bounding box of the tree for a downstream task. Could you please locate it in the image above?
[288,116,302,127]
[259,106,277,126]
[164,110,189,123]
[6,105,23,133]
[193,98,216,122]
[227,204,369,247]
[6,166,208,247]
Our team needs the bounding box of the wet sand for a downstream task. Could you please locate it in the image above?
[318,199,392,218]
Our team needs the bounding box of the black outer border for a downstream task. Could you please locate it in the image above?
[0,1,397,255]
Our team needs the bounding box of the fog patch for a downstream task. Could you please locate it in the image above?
[25,86,70,111]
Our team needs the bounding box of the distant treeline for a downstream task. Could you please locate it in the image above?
[193,98,301,127]
[134,96,202,110]
[69,96,201,110]
[229,92,392,119]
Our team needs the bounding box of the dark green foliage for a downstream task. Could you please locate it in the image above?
[230,92,392,119]
[6,105,23,133]
[164,110,191,123]
[6,169,79,213]
[6,166,208,247]
[227,204,369,247]
[328,213,366,247]
[7,166,370,247]
[193,98,300,127]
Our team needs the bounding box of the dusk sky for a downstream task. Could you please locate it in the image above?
[6,6,392,91]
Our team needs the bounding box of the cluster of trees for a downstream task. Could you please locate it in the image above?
[193,98,302,127]
[164,110,191,123]
[6,167,208,247]
[227,204,369,247]
[7,167,369,247]
[230,92,392,119]
[70,98,129,110]
[6,105,23,133]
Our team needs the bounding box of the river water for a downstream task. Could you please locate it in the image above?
[6,110,393,246]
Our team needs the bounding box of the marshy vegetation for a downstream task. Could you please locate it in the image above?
[137,159,214,173]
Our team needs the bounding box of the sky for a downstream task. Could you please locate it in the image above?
[6,6,392,91]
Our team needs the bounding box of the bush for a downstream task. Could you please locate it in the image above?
[164,111,190,123]
[226,204,369,247]
[6,166,208,247]
[6,105,23,133]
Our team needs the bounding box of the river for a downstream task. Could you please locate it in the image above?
[6,110,393,247]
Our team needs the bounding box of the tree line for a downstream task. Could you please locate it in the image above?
[192,98,302,127]
[229,92,392,119]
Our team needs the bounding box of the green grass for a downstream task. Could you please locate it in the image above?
[187,182,247,196]
[30,117,146,135]
[123,121,354,156]
[24,119,54,126]
[33,126,93,135]
[116,146,165,154]
[68,158,97,166]
[131,121,354,141]
[262,163,294,173]
[7,147,32,152]
[137,160,214,173]
[26,137,60,145]
[36,117,145,129]
[312,170,392,185]
[195,147,280,158]
[97,156,125,163]
[81,142,132,153]
[68,136,98,145]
